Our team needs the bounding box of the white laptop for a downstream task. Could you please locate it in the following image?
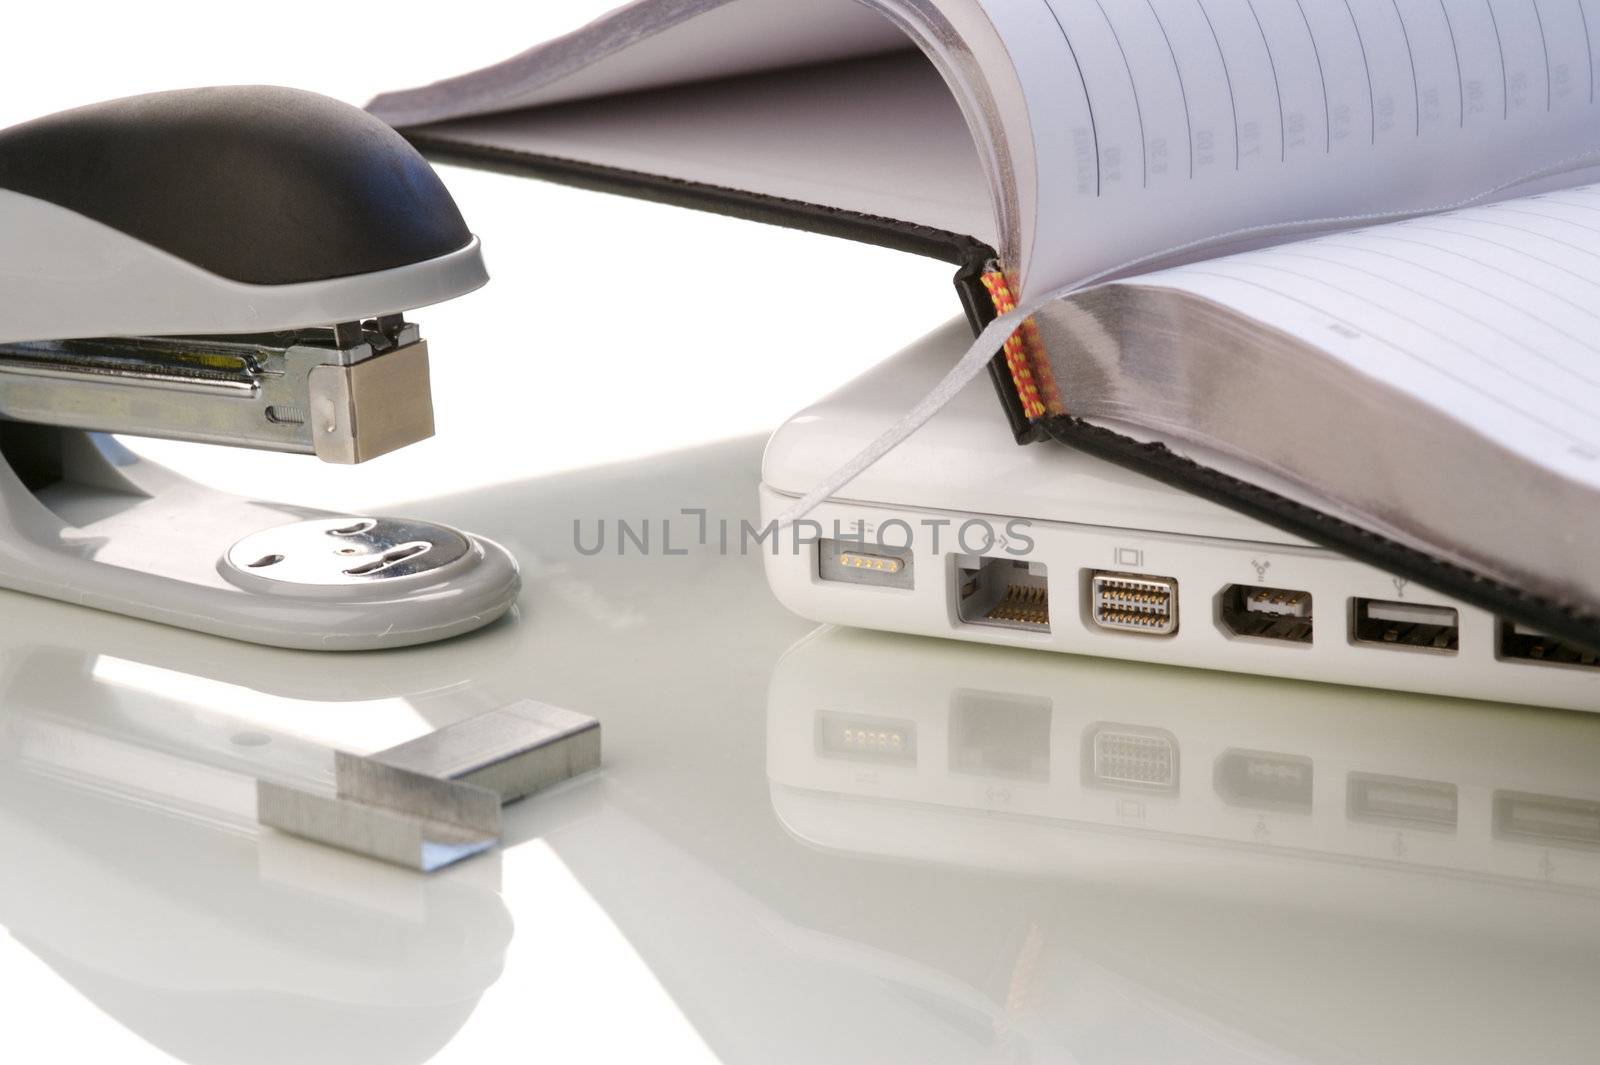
[760,320,1598,713]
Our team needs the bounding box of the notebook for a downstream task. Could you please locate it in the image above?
[370,0,1600,650]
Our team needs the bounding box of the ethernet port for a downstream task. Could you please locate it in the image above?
[956,556,1049,632]
[1218,585,1312,643]
[949,691,1051,781]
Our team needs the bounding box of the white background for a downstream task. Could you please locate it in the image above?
[1,0,956,511]
[0,3,955,1062]
[7,11,1600,1065]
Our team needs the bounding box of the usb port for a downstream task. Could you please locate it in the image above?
[1497,620,1600,669]
[1088,571,1178,636]
[956,557,1049,632]
[818,539,913,589]
[1351,598,1459,653]
[1083,723,1178,793]
[1347,773,1457,830]
[1494,791,1600,849]
[1219,585,1313,643]
[814,711,916,766]
[1214,749,1313,813]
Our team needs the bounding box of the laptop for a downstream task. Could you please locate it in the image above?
[760,319,1598,712]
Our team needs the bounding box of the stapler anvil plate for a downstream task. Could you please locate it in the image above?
[0,86,518,649]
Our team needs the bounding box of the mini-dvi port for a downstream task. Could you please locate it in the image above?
[1083,723,1179,793]
[1089,571,1178,636]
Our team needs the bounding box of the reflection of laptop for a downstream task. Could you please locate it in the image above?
[765,629,1600,1062]
[760,320,1599,712]
[767,626,1600,895]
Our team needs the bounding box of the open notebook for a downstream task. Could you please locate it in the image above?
[371,0,1600,650]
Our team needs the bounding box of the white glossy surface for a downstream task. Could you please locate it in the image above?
[3,9,1597,1062]
[3,427,1599,1065]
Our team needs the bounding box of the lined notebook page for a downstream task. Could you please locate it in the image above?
[1132,183,1600,489]
[982,0,1600,299]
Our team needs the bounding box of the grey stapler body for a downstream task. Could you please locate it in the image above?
[0,87,519,649]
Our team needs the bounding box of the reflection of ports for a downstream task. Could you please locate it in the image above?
[1083,724,1178,793]
[956,557,1049,632]
[815,711,916,766]
[1351,599,1459,653]
[1214,749,1313,813]
[949,691,1051,782]
[1493,791,1600,850]
[818,538,913,589]
[1348,773,1457,830]
[1497,620,1600,669]
[1088,571,1178,636]
[1218,585,1312,643]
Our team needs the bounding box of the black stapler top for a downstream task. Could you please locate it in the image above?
[0,85,489,462]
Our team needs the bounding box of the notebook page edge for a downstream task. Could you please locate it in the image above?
[1039,279,1600,610]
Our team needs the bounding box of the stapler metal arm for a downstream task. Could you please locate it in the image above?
[0,318,436,464]
[0,87,519,649]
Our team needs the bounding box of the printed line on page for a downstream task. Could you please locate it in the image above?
[1177,265,1598,445]
[1256,246,1600,398]
[1244,0,1288,159]
[1438,0,1467,125]
[1533,191,1600,215]
[1292,0,1334,149]
[1479,201,1600,238]
[1389,0,1423,133]
[1579,0,1596,102]
[1451,211,1600,264]
[1091,0,1150,186]
[1532,0,1553,109]
[1043,1,1104,195]
[1340,0,1379,141]
[1195,0,1243,167]
[1485,0,1510,117]
[1145,0,1197,176]
[1346,231,1600,332]
[1402,221,1600,293]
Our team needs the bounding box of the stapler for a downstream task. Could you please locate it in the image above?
[0,86,518,649]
